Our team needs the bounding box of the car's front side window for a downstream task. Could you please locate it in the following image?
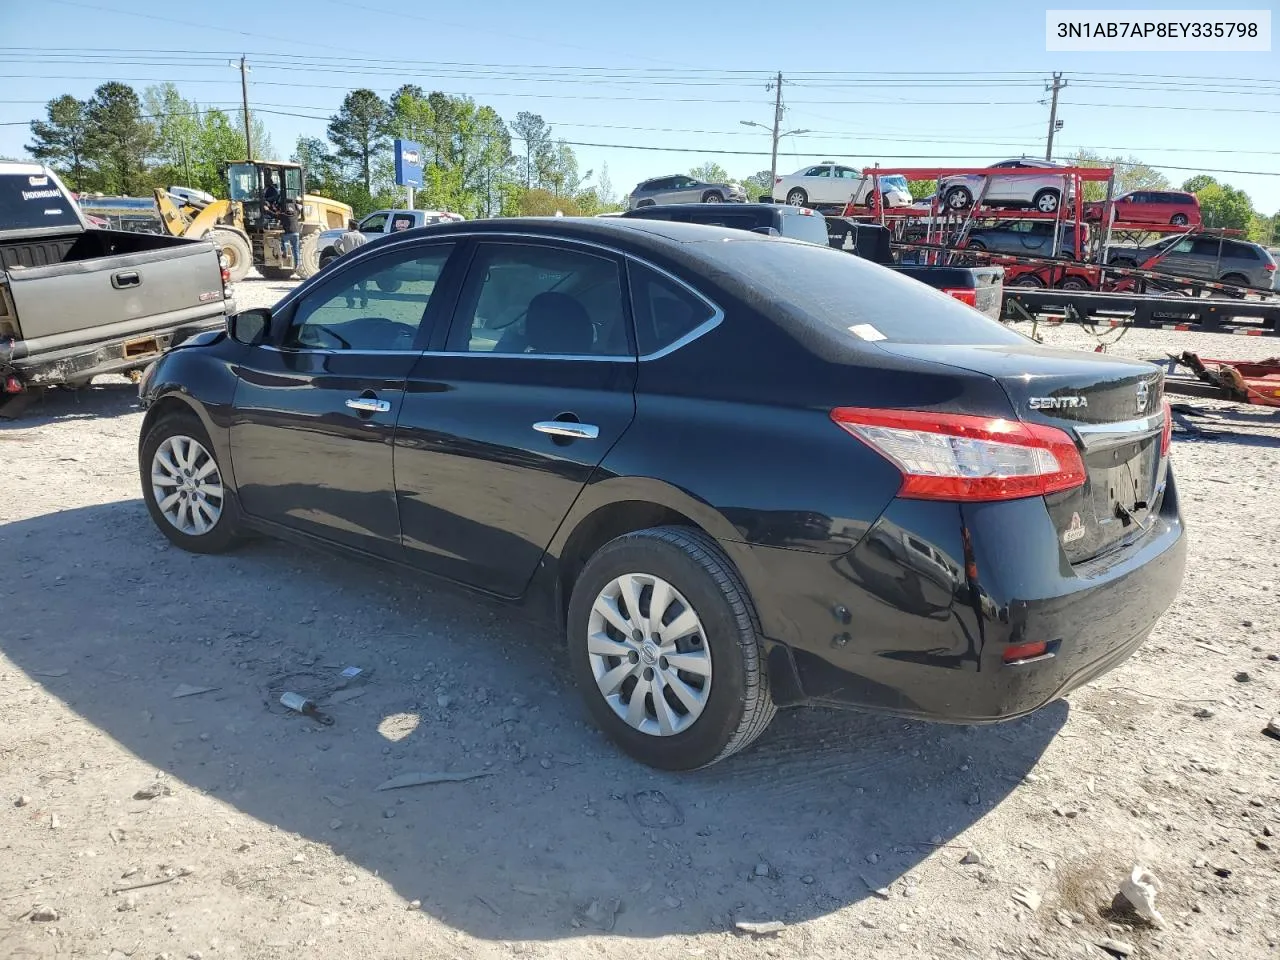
[283,244,454,352]
[449,243,630,357]
[360,213,388,233]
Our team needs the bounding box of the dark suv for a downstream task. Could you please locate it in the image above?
[1109,234,1277,289]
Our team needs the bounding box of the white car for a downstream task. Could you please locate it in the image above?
[939,159,1073,214]
[772,163,912,209]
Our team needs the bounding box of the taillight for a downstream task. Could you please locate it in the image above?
[1265,263,1276,272]
[830,407,1087,502]
[942,287,978,308]
[1160,398,1172,456]
[221,268,231,284]
[3,375,22,394]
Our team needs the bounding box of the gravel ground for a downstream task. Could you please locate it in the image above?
[1,277,1278,960]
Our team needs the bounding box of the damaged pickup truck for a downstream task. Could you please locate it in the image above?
[1,162,234,411]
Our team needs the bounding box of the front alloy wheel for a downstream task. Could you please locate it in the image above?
[588,573,712,736]
[151,435,224,536]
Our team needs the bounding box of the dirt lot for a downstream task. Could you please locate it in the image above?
[2,277,1278,960]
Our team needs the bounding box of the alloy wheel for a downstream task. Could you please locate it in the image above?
[586,573,712,737]
[151,435,225,536]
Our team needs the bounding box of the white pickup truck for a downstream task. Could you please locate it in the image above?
[315,208,465,268]
[0,162,233,410]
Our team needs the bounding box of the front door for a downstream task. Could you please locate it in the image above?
[229,240,459,556]
[394,238,638,596]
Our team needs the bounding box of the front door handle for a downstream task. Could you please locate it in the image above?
[346,397,391,414]
[533,421,599,440]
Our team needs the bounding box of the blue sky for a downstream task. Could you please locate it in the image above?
[2,0,1278,210]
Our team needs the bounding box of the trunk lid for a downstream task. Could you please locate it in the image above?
[877,342,1167,563]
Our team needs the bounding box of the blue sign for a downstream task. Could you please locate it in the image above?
[393,138,424,188]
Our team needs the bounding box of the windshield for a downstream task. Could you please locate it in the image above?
[881,175,910,193]
[0,173,80,231]
[227,163,257,202]
[709,239,1024,346]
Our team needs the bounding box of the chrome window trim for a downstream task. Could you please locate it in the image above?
[294,228,729,363]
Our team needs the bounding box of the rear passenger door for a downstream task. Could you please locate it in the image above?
[393,239,638,596]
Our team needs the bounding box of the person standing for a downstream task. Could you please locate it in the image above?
[280,199,302,276]
[333,219,370,307]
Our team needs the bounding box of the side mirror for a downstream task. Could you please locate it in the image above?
[228,307,271,345]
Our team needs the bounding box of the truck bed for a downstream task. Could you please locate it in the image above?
[0,227,197,271]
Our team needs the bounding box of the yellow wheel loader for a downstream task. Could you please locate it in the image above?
[153,161,352,283]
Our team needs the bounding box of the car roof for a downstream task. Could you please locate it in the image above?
[624,202,813,217]
[0,161,54,176]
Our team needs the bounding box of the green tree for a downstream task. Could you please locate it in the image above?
[387,85,435,148]
[327,89,391,194]
[907,179,935,201]
[1194,182,1254,231]
[596,161,616,205]
[518,187,584,216]
[27,94,93,190]
[689,161,730,184]
[234,109,275,163]
[191,109,246,196]
[1181,174,1215,194]
[85,82,155,194]
[511,111,552,189]
[143,83,202,188]
[740,169,773,201]
[1072,150,1169,202]
[292,135,344,197]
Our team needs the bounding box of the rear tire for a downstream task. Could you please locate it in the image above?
[1171,213,1189,226]
[785,188,808,207]
[567,526,775,770]
[208,229,251,283]
[1058,276,1091,291]
[140,411,245,555]
[1032,189,1061,214]
[1012,274,1045,288]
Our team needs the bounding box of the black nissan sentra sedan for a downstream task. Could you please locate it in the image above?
[137,217,1185,770]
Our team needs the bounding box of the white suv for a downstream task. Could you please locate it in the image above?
[939,159,1073,213]
[772,163,912,209]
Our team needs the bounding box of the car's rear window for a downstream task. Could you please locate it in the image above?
[0,173,80,230]
[707,239,1024,345]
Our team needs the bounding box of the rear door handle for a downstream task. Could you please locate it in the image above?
[111,271,141,289]
[346,397,391,413]
[533,421,599,440]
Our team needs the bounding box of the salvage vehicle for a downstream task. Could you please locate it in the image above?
[316,208,465,269]
[137,217,1186,770]
[0,162,234,406]
[623,205,1005,319]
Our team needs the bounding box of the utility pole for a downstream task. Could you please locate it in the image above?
[1044,72,1066,161]
[232,55,253,160]
[769,71,783,189]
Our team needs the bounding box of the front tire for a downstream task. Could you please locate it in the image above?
[140,411,244,554]
[1171,213,1189,226]
[295,233,322,279]
[208,229,251,283]
[567,526,775,770]
[701,191,724,203]
[945,186,973,210]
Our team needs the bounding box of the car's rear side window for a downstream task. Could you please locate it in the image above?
[708,240,1024,345]
[1224,241,1260,260]
[628,261,717,356]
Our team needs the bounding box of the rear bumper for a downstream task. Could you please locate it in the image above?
[735,475,1186,722]
[3,313,229,387]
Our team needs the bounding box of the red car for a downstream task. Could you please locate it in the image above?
[1085,190,1201,227]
